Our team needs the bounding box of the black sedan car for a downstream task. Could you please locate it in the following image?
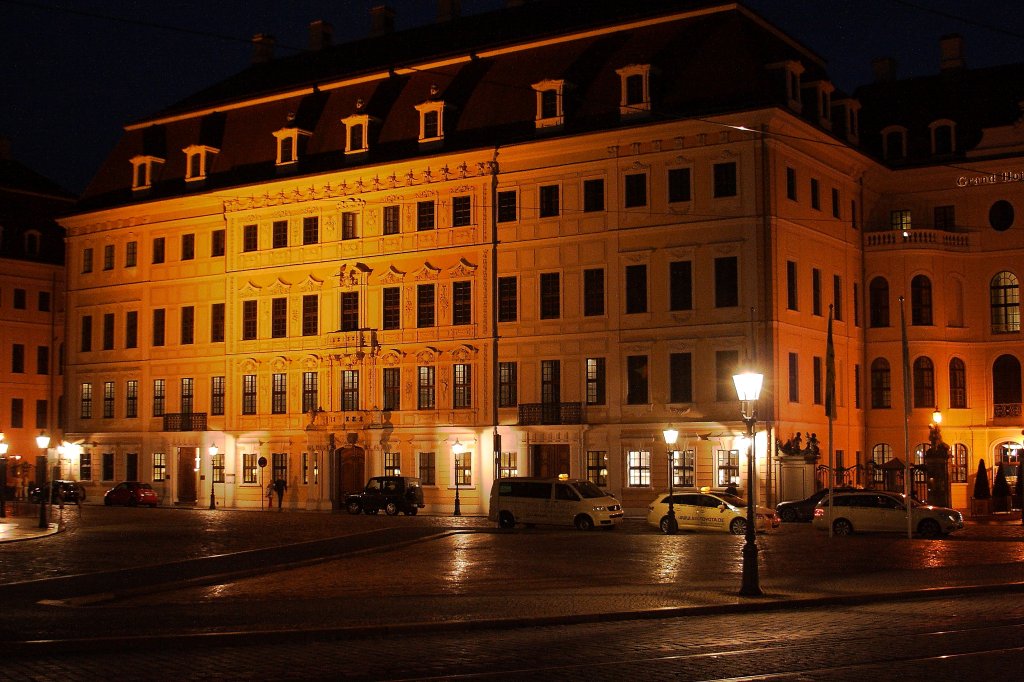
[27,480,85,505]
[345,476,424,516]
[776,487,859,522]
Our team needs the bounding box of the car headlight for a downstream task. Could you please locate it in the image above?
[592,506,607,512]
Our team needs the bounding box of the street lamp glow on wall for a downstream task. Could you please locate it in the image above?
[451,439,465,517]
[732,370,763,597]
[662,428,679,535]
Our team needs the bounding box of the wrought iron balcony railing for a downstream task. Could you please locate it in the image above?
[518,402,584,425]
[163,413,208,432]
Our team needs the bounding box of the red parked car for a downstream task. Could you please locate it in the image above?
[104,481,160,507]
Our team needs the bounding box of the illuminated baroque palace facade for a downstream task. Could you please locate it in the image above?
[56,0,1023,513]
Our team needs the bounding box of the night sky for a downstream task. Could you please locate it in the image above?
[2,0,1022,195]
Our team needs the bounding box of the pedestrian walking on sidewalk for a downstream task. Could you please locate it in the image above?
[265,482,275,508]
[273,478,287,510]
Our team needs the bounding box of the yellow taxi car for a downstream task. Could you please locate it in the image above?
[646,488,779,534]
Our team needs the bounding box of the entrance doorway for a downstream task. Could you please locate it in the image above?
[331,445,366,510]
[176,447,197,504]
[530,444,570,478]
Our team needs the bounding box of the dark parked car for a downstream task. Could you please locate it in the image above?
[104,481,160,507]
[776,487,859,522]
[27,480,85,504]
[345,476,424,516]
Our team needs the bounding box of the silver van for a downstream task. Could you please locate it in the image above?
[488,476,623,530]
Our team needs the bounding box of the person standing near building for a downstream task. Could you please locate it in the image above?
[273,478,287,510]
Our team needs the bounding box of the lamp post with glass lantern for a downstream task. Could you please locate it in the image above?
[662,428,679,534]
[208,444,219,510]
[452,439,464,517]
[0,432,8,519]
[36,432,51,529]
[732,371,763,597]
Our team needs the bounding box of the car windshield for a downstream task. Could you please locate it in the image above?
[573,481,608,499]
[716,493,747,508]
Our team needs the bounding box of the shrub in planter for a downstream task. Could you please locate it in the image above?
[992,465,1012,512]
[971,459,992,516]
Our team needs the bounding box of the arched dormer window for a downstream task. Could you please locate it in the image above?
[130,154,164,191]
[341,113,374,154]
[929,119,956,155]
[414,100,451,143]
[990,270,1020,333]
[272,127,311,166]
[615,64,652,117]
[532,79,566,129]
[881,126,907,161]
[183,144,219,182]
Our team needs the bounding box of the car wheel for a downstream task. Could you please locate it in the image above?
[498,511,516,529]
[574,515,595,531]
[407,508,418,516]
[660,515,679,534]
[346,501,362,515]
[779,508,798,523]
[128,496,138,507]
[833,518,853,536]
[384,502,399,516]
[104,496,112,506]
[918,518,941,537]
[729,517,747,535]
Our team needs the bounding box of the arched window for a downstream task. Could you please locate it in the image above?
[914,442,928,465]
[871,443,892,483]
[992,354,1022,414]
[949,357,966,409]
[990,271,1020,333]
[911,275,932,326]
[951,443,968,483]
[913,356,934,408]
[869,277,890,328]
[871,357,891,409]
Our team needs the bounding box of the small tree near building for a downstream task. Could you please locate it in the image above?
[992,465,1012,512]
[971,459,991,516]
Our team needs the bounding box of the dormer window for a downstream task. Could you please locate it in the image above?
[533,79,566,129]
[615,64,652,117]
[341,113,374,154]
[130,154,164,191]
[930,119,956,155]
[809,81,834,129]
[415,100,450,143]
[768,61,804,114]
[24,229,41,256]
[882,125,907,160]
[183,144,219,182]
[272,127,311,166]
[835,98,861,144]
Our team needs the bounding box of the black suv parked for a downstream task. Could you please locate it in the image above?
[345,476,425,516]
[27,480,85,505]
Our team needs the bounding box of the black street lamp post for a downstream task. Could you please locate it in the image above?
[209,444,218,510]
[36,432,51,530]
[452,439,464,517]
[662,428,679,534]
[733,371,763,597]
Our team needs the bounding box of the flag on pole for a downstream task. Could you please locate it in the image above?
[900,297,912,415]
[825,305,836,420]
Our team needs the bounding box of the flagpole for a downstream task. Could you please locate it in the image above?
[899,296,912,539]
[825,305,836,538]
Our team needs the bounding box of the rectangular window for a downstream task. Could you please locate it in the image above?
[152,237,165,264]
[10,398,23,428]
[36,345,48,375]
[624,172,647,208]
[211,229,225,257]
[813,356,823,405]
[499,451,518,479]
[716,350,739,401]
[212,452,225,484]
[586,451,608,486]
[126,241,138,267]
[583,178,604,212]
[342,370,359,411]
[714,256,739,308]
[452,281,472,325]
[853,282,861,327]
[497,276,517,322]
[497,191,517,223]
[416,201,435,230]
[341,212,358,240]
[452,195,472,227]
[80,315,92,352]
[891,209,912,232]
[542,360,560,404]
[243,453,257,484]
[80,382,92,419]
[674,449,696,487]
[211,376,225,416]
[151,452,165,482]
[272,220,288,248]
[583,268,604,316]
[419,452,436,485]
[627,450,651,487]
[101,381,114,418]
[243,224,258,252]
[126,310,138,349]
[271,298,287,338]
[303,295,319,336]
[786,167,797,200]
[417,284,435,327]
[102,313,114,350]
[103,244,115,270]
[854,364,862,409]
[713,162,737,198]
[180,377,194,414]
[934,205,955,230]
[789,353,799,402]
[181,233,195,260]
[122,380,136,419]
[302,216,319,245]
[831,188,840,218]
[786,261,798,311]
[180,306,194,344]
[810,178,820,210]
[272,373,287,414]
[498,362,517,407]
[302,372,318,414]
[539,272,560,319]
[102,452,114,481]
[669,352,693,403]
[242,375,257,415]
[586,357,606,405]
[152,308,165,347]
[11,344,24,373]
[383,367,401,411]
[539,184,560,217]
[382,287,401,330]
[453,364,472,408]
[717,450,740,486]
[627,355,649,405]
[242,300,257,340]
[812,267,822,316]
[82,247,93,273]
[833,275,843,321]
[13,288,26,309]
[625,264,647,314]
[454,451,472,487]
[417,366,436,410]
[211,303,225,343]
[272,453,287,484]
[668,261,693,311]
[668,167,691,203]
[383,205,400,234]
[153,379,165,417]
[383,452,401,477]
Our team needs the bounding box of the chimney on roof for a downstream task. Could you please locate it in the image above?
[871,56,898,83]
[309,20,333,50]
[370,5,395,37]
[438,0,461,22]
[940,34,966,72]
[252,33,276,64]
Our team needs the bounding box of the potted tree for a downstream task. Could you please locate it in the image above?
[971,459,991,516]
[992,465,1012,512]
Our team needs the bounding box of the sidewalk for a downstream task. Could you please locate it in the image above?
[0,508,61,543]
